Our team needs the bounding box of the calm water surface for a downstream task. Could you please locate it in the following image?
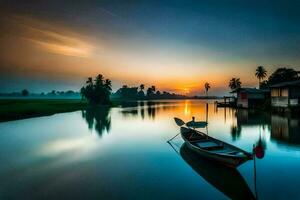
[0,100,300,199]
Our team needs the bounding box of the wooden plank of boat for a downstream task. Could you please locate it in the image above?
[180,126,253,168]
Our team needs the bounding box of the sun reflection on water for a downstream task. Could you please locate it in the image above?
[184,100,191,116]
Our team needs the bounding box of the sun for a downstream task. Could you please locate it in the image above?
[183,88,189,94]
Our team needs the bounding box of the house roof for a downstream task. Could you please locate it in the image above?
[270,79,300,88]
[230,87,269,94]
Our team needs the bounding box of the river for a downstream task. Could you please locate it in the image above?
[0,100,299,199]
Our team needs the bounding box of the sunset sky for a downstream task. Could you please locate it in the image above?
[1,0,300,95]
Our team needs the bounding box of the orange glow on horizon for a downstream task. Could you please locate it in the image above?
[0,14,261,94]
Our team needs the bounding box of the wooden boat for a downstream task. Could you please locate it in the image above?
[180,143,256,199]
[186,120,207,128]
[185,116,208,128]
[176,118,252,167]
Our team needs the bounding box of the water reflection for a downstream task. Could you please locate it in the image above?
[233,110,270,141]
[80,100,300,150]
[230,125,242,141]
[119,101,138,108]
[254,134,266,159]
[271,115,300,146]
[180,143,255,199]
[236,109,270,128]
[234,108,300,148]
[1,100,300,199]
[120,101,177,120]
[81,106,111,136]
[119,101,300,149]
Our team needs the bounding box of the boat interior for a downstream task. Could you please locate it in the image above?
[185,130,244,156]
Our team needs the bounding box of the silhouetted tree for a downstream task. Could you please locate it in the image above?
[255,66,267,88]
[260,80,269,89]
[80,74,112,104]
[48,90,56,96]
[229,78,242,90]
[103,79,112,103]
[137,91,145,98]
[115,85,138,99]
[151,85,156,92]
[138,84,145,98]
[112,84,187,100]
[21,89,29,96]
[204,82,210,96]
[139,84,145,91]
[65,90,76,96]
[57,91,65,95]
[146,86,156,97]
[268,67,299,85]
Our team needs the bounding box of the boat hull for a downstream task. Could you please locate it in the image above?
[184,140,248,168]
[180,127,252,168]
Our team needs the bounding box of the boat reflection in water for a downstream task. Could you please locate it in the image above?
[180,143,256,200]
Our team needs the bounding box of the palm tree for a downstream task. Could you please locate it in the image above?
[151,85,156,92]
[95,74,104,86]
[255,66,267,88]
[81,75,112,104]
[138,84,145,98]
[86,77,93,86]
[104,79,112,91]
[229,78,242,91]
[21,89,29,96]
[146,86,156,97]
[139,84,145,91]
[204,82,210,96]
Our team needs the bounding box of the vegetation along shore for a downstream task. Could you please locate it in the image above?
[0,99,88,122]
[2,66,299,122]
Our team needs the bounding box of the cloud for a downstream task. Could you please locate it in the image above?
[2,14,94,58]
[26,27,93,58]
[28,37,92,58]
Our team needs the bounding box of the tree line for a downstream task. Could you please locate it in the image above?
[191,66,299,97]
[0,89,80,97]
[81,67,299,105]
[111,84,186,100]
[227,67,299,91]
[79,74,188,104]
[5,66,300,104]
[9,66,298,105]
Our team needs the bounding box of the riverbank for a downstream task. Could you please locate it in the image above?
[0,98,220,122]
[0,99,89,122]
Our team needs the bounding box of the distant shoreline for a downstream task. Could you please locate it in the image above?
[0,98,224,123]
[0,96,224,100]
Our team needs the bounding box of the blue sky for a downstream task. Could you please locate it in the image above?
[0,0,300,95]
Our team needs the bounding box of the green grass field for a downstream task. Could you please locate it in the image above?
[0,99,88,122]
